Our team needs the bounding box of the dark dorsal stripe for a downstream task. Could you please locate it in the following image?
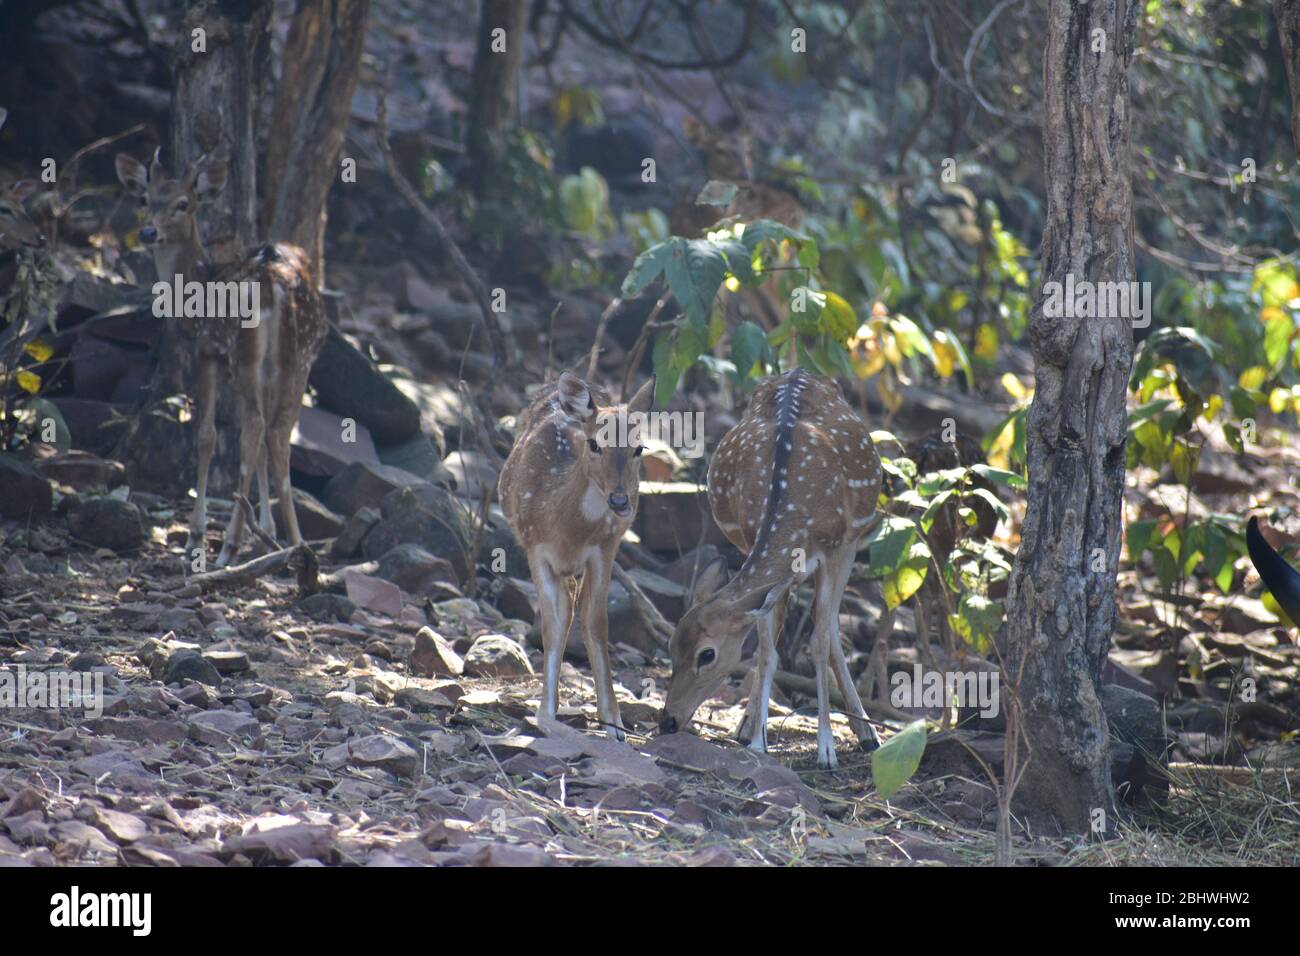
[742,368,808,571]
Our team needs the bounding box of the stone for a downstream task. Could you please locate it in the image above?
[336,734,418,778]
[463,634,533,678]
[362,484,471,581]
[376,543,457,596]
[1100,684,1171,807]
[162,651,222,686]
[0,453,53,519]
[309,324,422,445]
[280,489,344,540]
[35,451,125,490]
[203,649,250,675]
[289,404,380,478]
[442,450,499,502]
[189,710,260,741]
[68,496,147,551]
[298,593,357,623]
[480,523,529,578]
[332,506,380,557]
[343,569,403,618]
[410,626,464,677]
[321,460,431,516]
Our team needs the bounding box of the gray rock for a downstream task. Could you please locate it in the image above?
[322,460,431,516]
[463,634,533,678]
[282,489,344,540]
[0,454,53,519]
[1101,683,1171,806]
[68,497,146,551]
[362,484,471,581]
[480,524,529,578]
[332,506,380,557]
[309,324,422,446]
[163,651,222,686]
[203,650,250,675]
[35,451,125,490]
[377,543,457,596]
[298,593,357,623]
[410,626,464,678]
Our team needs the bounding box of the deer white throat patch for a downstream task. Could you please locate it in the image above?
[580,480,607,521]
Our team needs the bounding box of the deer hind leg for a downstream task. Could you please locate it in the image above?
[187,354,219,563]
[578,549,623,740]
[215,385,266,569]
[736,589,788,753]
[266,382,306,547]
[255,444,275,538]
[530,552,574,723]
[826,547,880,751]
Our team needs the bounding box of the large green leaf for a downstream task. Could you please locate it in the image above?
[872,720,929,800]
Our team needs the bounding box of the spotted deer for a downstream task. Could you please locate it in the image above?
[660,368,882,768]
[115,146,327,568]
[498,372,656,738]
[0,110,44,252]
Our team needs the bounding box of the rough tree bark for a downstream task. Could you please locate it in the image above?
[1003,0,1140,834]
[465,0,527,198]
[263,0,371,281]
[117,0,272,495]
[1278,0,1300,158]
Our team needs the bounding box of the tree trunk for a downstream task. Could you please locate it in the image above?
[263,0,371,281]
[1002,0,1140,835]
[1278,0,1300,158]
[465,0,527,198]
[117,0,272,495]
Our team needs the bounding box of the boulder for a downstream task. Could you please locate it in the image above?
[409,626,464,678]
[376,543,457,596]
[362,484,471,582]
[322,460,430,515]
[68,497,147,551]
[463,634,533,678]
[0,454,53,519]
[309,324,422,446]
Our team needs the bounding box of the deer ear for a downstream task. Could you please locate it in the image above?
[732,582,785,620]
[624,376,655,415]
[193,152,228,203]
[688,555,729,606]
[557,371,595,421]
[115,153,149,197]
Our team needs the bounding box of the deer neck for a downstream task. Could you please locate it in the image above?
[153,224,206,282]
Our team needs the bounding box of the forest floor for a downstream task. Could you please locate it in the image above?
[1,496,1297,867]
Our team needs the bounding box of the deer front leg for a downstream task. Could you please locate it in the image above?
[255,444,275,539]
[216,392,265,569]
[266,417,301,547]
[187,355,218,563]
[530,553,573,723]
[736,590,787,753]
[579,550,623,740]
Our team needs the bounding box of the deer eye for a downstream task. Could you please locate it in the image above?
[587,438,601,454]
[174,199,189,212]
[696,647,716,668]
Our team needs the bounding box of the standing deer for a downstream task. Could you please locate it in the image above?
[660,368,882,769]
[115,146,326,568]
[498,372,655,739]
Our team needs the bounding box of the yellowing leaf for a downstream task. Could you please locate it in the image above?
[974,322,998,360]
[16,370,41,394]
[1238,365,1269,390]
[932,333,956,378]
[1000,372,1029,401]
[23,340,53,363]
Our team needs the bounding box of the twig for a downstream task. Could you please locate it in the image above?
[586,297,621,382]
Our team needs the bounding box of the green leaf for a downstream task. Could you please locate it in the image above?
[664,238,728,328]
[652,335,681,406]
[867,515,917,573]
[970,464,1027,490]
[872,720,929,800]
[1126,520,1157,563]
[730,321,768,380]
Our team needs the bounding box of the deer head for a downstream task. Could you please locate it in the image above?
[659,558,784,734]
[115,144,228,274]
[555,370,655,518]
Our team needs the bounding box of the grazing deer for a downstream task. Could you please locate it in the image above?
[660,368,882,769]
[115,146,327,568]
[498,372,656,739]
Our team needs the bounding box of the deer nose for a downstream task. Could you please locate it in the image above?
[138,225,158,243]
[608,491,629,512]
[659,713,678,735]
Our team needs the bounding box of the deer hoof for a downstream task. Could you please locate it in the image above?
[816,739,838,771]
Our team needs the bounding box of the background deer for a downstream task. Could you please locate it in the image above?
[115,145,326,568]
[0,109,44,252]
[498,372,655,739]
[660,368,882,769]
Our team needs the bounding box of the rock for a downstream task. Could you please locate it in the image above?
[0,454,53,519]
[442,450,499,502]
[463,634,533,678]
[362,484,471,581]
[495,577,536,623]
[203,649,250,675]
[321,460,431,515]
[480,524,529,578]
[410,626,464,677]
[189,710,260,741]
[1100,684,1171,807]
[289,404,380,478]
[162,651,222,686]
[309,324,422,445]
[337,734,418,778]
[343,569,403,618]
[634,482,726,552]
[298,593,357,623]
[622,567,687,621]
[221,822,337,865]
[376,543,457,596]
[332,506,380,557]
[392,378,475,449]
[377,432,453,483]
[34,451,125,490]
[280,489,344,540]
[68,496,147,551]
